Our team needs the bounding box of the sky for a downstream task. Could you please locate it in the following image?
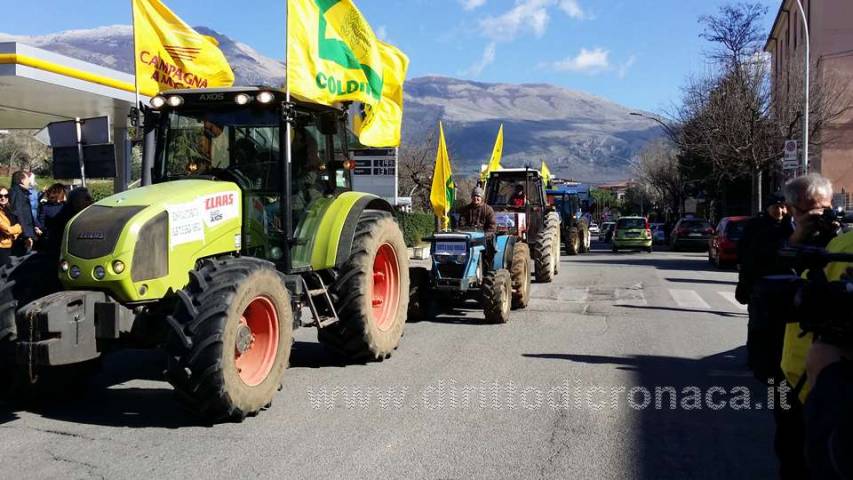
[0,0,780,112]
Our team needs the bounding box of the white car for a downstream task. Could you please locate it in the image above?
[588,222,600,235]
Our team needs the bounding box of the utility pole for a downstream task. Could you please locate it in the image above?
[795,0,810,173]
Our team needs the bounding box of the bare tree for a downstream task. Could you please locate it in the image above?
[398,130,437,212]
[699,2,768,68]
[633,140,686,220]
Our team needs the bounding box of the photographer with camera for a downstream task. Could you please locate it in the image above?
[773,174,842,479]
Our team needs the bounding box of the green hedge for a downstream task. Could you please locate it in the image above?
[395,211,435,247]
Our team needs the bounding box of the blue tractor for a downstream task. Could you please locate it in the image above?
[421,230,529,323]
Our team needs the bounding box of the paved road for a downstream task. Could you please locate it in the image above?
[0,243,776,479]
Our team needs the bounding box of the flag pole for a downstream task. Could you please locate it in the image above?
[130,0,141,114]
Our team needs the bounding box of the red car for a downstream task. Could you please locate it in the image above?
[708,216,750,267]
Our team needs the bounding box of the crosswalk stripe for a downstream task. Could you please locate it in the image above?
[717,291,747,311]
[668,289,711,310]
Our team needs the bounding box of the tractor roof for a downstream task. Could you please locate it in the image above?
[158,87,345,114]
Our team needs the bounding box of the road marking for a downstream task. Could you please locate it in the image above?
[718,291,747,311]
[615,287,647,306]
[668,289,711,310]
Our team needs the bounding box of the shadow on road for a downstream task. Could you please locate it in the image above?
[290,341,348,369]
[1,349,201,429]
[617,304,747,319]
[522,346,776,479]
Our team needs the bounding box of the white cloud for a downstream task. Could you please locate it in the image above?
[478,0,588,41]
[618,55,637,79]
[479,0,552,40]
[546,47,610,74]
[462,42,497,77]
[459,0,487,10]
[558,0,585,19]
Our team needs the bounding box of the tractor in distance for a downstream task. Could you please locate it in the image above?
[546,186,591,256]
[484,168,560,283]
[0,87,411,422]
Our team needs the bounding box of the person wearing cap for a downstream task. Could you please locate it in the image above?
[457,186,496,234]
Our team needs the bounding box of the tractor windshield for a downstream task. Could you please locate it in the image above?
[486,174,543,208]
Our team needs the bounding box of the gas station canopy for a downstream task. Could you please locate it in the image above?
[0,42,143,129]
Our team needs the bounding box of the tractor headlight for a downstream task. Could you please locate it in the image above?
[150,96,166,109]
[235,93,251,105]
[93,266,106,280]
[256,91,275,104]
[69,265,81,279]
[59,260,69,272]
[167,95,184,107]
[112,260,126,274]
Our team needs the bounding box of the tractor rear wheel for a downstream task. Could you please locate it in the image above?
[510,243,531,309]
[482,269,512,324]
[166,257,292,423]
[320,211,409,360]
[534,212,560,282]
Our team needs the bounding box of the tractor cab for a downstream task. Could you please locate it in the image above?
[485,169,549,243]
[144,88,355,271]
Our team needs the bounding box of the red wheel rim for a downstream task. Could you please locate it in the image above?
[371,243,400,332]
[235,296,279,387]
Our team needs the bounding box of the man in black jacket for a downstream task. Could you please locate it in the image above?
[8,170,38,255]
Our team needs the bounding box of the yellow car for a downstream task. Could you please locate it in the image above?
[612,216,653,253]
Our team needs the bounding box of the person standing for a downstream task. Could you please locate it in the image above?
[8,170,37,255]
[37,183,67,249]
[0,186,22,266]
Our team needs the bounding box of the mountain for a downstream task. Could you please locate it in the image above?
[403,77,661,181]
[0,26,661,181]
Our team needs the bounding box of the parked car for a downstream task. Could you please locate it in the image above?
[708,216,749,267]
[599,222,615,242]
[589,222,600,236]
[650,223,666,245]
[612,216,653,253]
[670,218,714,251]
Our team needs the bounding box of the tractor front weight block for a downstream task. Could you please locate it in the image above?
[15,291,134,367]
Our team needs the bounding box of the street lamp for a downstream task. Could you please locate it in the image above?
[794,0,810,173]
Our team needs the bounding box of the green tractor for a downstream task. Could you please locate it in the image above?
[0,88,410,422]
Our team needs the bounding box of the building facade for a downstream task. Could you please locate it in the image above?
[765,0,853,208]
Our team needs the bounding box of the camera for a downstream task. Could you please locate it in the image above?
[821,207,845,225]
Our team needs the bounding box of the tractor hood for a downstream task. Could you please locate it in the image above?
[61,180,243,303]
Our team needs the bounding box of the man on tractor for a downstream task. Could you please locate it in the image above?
[458,187,497,234]
[510,185,526,207]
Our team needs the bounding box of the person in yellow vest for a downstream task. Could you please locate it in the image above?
[772,174,840,479]
[801,233,852,478]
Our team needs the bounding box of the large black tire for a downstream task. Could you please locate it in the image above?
[319,211,409,360]
[579,227,591,253]
[0,253,64,400]
[407,266,430,322]
[510,243,531,310]
[165,257,293,423]
[534,212,560,282]
[482,269,511,324]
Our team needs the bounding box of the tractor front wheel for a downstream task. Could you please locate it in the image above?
[535,212,560,282]
[482,269,512,324]
[510,243,531,309]
[320,211,410,360]
[166,257,292,423]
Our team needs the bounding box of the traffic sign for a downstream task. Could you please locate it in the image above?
[783,140,799,170]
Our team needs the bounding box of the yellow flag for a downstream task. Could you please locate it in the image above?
[352,41,409,147]
[430,122,456,230]
[132,0,234,97]
[481,124,504,181]
[541,160,552,186]
[287,0,385,107]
